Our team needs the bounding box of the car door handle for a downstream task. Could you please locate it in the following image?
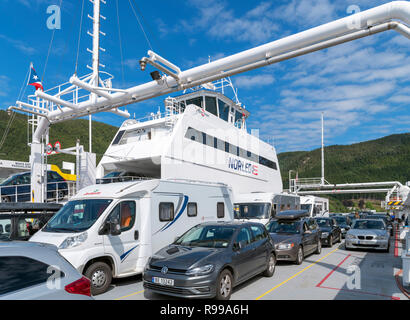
[134,230,139,240]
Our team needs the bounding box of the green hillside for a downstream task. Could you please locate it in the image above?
[0,110,118,168]
[278,133,410,189]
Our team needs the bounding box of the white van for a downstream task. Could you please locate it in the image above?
[300,195,329,217]
[234,192,301,225]
[30,179,234,295]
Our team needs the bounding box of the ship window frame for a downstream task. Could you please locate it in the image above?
[205,96,218,117]
[186,96,204,109]
[112,130,125,145]
[218,99,230,122]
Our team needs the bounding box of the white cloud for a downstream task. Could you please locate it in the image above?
[0,34,36,55]
[234,74,275,89]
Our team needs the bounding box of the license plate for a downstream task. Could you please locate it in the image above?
[152,277,174,286]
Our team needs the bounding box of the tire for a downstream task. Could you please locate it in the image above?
[84,262,112,296]
[315,239,322,254]
[328,235,333,247]
[295,246,304,265]
[263,253,276,277]
[337,233,342,243]
[215,269,233,300]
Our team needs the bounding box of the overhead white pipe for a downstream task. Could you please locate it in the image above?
[298,189,392,195]
[35,90,78,110]
[31,1,410,142]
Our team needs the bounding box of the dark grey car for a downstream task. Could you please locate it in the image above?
[266,212,322,265]
[143,221,276,300]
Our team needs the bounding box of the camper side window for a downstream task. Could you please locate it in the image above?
[187,203,198,217]
[159,203,175,222]
[108,201,136,232]
[217,203,225,219]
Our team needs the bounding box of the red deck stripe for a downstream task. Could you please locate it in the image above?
[394,225,399,257]
[316,254,351,288]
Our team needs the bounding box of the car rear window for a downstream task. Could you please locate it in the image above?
[0,256,65,295]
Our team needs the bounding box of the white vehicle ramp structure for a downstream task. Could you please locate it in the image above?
[5,1,410,202]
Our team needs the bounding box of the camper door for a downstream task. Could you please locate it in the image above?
[102,200,140,274]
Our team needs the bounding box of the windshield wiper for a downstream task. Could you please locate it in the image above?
[47,227,84,233]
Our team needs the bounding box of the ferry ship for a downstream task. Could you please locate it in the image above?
[97,80,282,195]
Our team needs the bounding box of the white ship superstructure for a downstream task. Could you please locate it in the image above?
[97,84,282,195]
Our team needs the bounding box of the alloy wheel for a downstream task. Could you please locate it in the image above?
[220,274,232,298]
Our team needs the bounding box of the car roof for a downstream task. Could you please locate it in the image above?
[275,210,309,220]
[199,221,262,228]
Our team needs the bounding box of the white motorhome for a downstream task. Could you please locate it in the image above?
[233,192,301,225]
[30,179,234,295]
[300,195,329,217]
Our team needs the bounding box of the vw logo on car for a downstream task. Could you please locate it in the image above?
[161,266,168,275]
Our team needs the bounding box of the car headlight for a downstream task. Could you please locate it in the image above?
[59,232,88,249]
[346,234,356,240]
[375,235,388,240]
[185,264,214,276]
[276,243,294,250]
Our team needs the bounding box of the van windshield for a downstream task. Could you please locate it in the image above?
[234,203,271,220]
[43,199,112,233]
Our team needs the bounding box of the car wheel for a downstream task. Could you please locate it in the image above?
[215,269,233,300]
[1,196,10,203]
[315,239,322,254]
[337,233,342,243]
[84,262,112,296]
[263,253,276,277]
[295,246,304,265]
[328,235,333,247]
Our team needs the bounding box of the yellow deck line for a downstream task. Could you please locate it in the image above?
[115,289,145,300]
[255,248,339,300]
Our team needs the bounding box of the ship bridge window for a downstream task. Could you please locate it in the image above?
[119,128,151,145]
[205,96,218,117]
[218,99,230,122]
[186,97,203,108]
[234,110,243,126]
[112,130,125,145]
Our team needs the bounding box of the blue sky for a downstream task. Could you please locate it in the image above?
[0,0,409,153]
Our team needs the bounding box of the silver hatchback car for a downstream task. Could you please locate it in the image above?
[0,242,93,300]
[345,219,390,252]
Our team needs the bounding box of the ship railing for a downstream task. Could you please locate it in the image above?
[96,176,152,185]
[0,181,77,204]
[26,72,114,114]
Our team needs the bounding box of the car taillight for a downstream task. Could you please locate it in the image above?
[65,276,91,297]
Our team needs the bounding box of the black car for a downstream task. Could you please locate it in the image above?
[0,203,62,241]
[314,217,342,247]
[333,215,352,238]
[143,221,276,300]
[0,171,68,203]
[266,210,322,265]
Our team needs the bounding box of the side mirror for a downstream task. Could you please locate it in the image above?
[109,218,122,236]
[233,242,240,251]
